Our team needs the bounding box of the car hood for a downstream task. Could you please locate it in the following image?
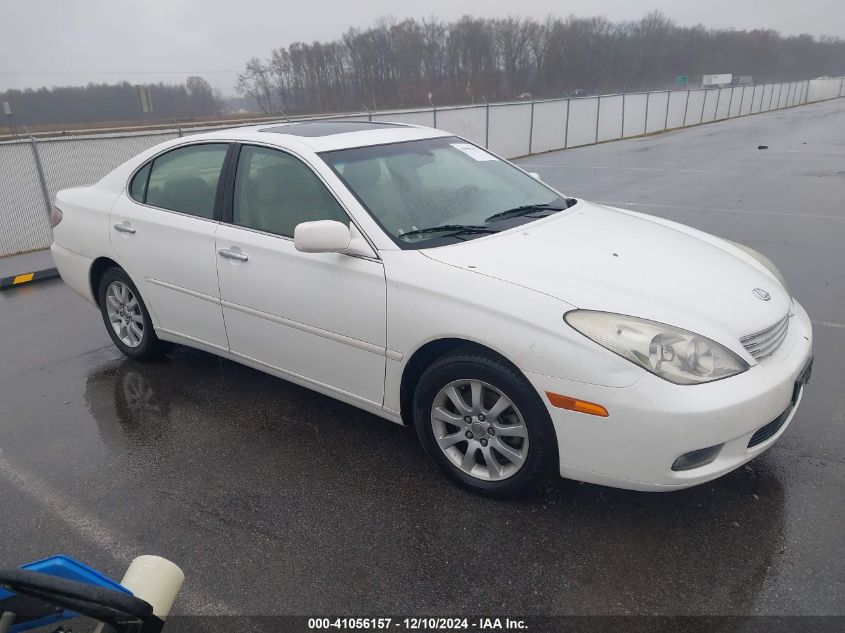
[421,201,792,354]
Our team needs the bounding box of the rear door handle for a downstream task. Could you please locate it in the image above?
[218,248,248,262]
[113,223,136,234]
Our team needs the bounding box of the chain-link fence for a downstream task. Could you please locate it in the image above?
[1,76,843,257]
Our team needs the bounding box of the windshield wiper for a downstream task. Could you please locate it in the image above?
[485,202,569,223]
[400,224,499,240]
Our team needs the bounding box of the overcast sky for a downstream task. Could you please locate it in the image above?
[1,0,842,96]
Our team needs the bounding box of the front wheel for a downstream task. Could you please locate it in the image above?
[98,267,167,360]
[412,350,558,498]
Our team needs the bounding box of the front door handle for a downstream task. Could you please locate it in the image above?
[218,248,249,262]
[113,223,136,234]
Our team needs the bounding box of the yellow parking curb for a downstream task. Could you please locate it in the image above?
[0,268,59,290]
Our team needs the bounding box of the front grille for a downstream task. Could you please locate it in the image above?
[740,313,790,361]
[748,406,791,448]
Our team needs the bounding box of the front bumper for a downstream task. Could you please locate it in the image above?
[525,300,814,491]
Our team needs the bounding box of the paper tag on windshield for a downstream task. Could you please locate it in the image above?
[450,143,497,161]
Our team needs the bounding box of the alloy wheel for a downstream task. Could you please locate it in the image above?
[105,281,144,348]
[430,379,529,481]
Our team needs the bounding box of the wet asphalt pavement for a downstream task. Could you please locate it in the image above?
[1,98,843,618]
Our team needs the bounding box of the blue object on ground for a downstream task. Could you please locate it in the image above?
[0,554,130,632]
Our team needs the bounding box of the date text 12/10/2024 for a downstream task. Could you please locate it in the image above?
[307,618,528,630]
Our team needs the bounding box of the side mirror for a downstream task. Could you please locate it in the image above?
[294,220,375,258]
[528,172,541,180]
[294,220,350,253]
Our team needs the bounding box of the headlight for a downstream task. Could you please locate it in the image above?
[728,241,789,296]
[565,311,749,385]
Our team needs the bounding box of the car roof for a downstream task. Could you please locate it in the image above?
[259,121,401,136]
[187,120,452,152]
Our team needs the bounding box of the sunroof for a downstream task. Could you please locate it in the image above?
[259,121,401,137]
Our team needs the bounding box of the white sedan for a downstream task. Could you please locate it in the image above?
[50,121,813,497]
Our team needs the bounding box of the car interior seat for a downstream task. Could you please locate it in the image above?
[248,162,348,237]
[152,176,212,218]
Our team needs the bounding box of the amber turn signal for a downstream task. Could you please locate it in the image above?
[545,392,609,417]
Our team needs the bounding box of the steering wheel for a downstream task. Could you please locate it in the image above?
[0,569,158,632]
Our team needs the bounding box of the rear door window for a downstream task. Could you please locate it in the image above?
[140,144,229,219]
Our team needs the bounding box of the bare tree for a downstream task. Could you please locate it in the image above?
[0,78,224,127]
[186,76,220,115]
[494,17,532,94]
[236,57,275,113]
[233,11,845,114]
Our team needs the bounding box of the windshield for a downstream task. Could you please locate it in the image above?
[320,136,570,248]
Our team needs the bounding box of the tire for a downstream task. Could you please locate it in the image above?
[412,349,558,498]
[97,267,167,360]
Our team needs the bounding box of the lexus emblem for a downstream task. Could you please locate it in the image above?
[753,288,771,301]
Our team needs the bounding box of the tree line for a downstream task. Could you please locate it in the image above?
[237,11,845,114]
[1,76,222,128]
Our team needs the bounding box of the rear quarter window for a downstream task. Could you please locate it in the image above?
[128,162,151,202]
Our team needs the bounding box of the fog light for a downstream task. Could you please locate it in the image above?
[671,444,723,471]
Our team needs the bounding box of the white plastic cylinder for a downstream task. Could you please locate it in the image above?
[119,555,184,619]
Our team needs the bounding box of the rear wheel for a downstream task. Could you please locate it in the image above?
[412,350,557,498]
[98,267,166,360]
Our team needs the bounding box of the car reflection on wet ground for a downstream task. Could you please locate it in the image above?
[1,99,844,616]
[13,343,789,615]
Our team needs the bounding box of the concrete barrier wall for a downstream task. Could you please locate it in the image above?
[530,100,568,153]
[623,93,648,137]
[488,103,532,158]
[1,76,842,257]
[597,95,623,142]
[807,77,843,101]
